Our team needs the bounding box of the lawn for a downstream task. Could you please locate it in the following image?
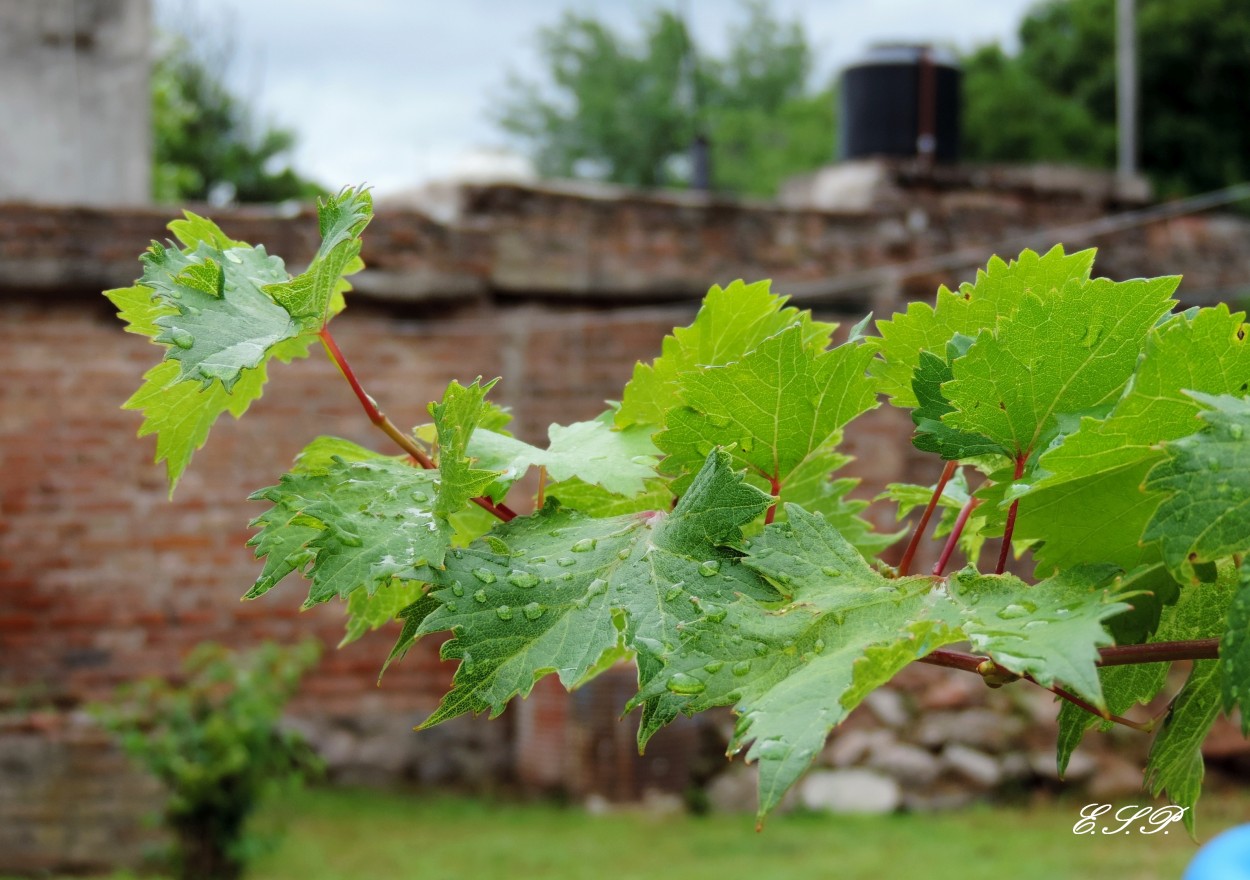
[8,788,1246,880]
[240,787,1250,880]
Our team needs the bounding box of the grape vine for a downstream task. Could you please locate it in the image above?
[108,187,1250,830]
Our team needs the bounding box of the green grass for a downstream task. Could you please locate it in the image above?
[242,787,1249,880]
[8,787,1246,880]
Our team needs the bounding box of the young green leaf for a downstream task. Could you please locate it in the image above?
[467,411,660,498]
[108,187,375,493]
[430,379,503,518]
[1143,393,1250,583]
[617,279,836,428]
[269,188,372,324]
[873,246,1096,407]
[1146,660,1220,836]
[942,275,1177,460]
[1220,560,1250,733]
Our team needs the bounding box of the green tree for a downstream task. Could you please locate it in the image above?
[495,2,835,196]
[963,0,1250,195]
[152,33,325,204]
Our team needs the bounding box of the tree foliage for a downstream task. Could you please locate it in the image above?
[495,1,834,197]
[963,0,1250,195]
[152,33,325,204]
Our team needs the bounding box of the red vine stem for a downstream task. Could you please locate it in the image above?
[932,494,980,576]
[994,453,1028,574]
[317,327,516,522]
[918,639,1221,731]
[898,460,958,577]
[764,473,782,525]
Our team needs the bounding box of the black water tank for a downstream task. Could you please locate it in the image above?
[839,45,961,163]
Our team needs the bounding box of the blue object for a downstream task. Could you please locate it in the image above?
[1185,824,1250,879]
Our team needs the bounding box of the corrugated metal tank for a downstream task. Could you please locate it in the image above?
[839,44,961,163]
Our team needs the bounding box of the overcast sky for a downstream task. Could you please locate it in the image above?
[156,0,1042,195]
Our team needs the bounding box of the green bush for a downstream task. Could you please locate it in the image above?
[96,642,322,880]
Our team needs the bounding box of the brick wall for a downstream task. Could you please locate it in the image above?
[3,167,1250,870]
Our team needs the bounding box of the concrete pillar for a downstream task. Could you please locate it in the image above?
[0,0,151,206]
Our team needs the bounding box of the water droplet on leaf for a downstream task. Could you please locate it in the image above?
[451,583,465,597]
[473,589,488,603]
[732,660,752,676]
[665,673,706,695]
[496,605,514,621]
[703,661,724,674]
[168,328,194,350]
[698,560,722,577]
[472,568,496,584]
[523,602,544,620]
[507,570,539,589]
[571,538,597,553]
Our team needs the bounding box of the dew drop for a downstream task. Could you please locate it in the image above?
[508,570,539,589]
[571,538,597,553]
[472,568,497,584]
[168,328,194,350]
[451,583,465,597]
[531,556,546,565]
[698,560,722,577]
[561,572,574,582]
[588,578,609,596]
[821,567,842,578]
[617,548,631,560]
[473,589,488,604]
[813,638,826,654]
[445,602,458,613]
[557,557,576,567]
[756,739,788,760]
[523,602,545,620]
[461,654,476,675]
[665,673,707,695]
[732,660,752,676]
[664,586,682,602]
[1232,423,1245,440]
[753,643,768,657]
[997,603,1030,620]
[705,609,727,624]
[703,661,725,674]
[496,605,514,621]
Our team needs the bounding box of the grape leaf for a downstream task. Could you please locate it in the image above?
[414,450,776,727]
[1146,660,1220,836]
[1030,306,1250,490]
[635,506,962,818]
[1055,565,1240,805]
[638,506,1132,816]
[911,350,1006,460]
[617,279,837,428]
[942,275,1178,459]
[873,246,1096,407]
[1143,393,1250,583]
[658,324,878,492]
[942,566,1129,707]
[343,580,424,646]
[141,238,299,391]
[109,188,374,493]
[247,456,447,608]
[467,410,660,498]
[269,188,372,324]
[1220,560,1250,733]
[546,476,674,518]
[430,379,503,518]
